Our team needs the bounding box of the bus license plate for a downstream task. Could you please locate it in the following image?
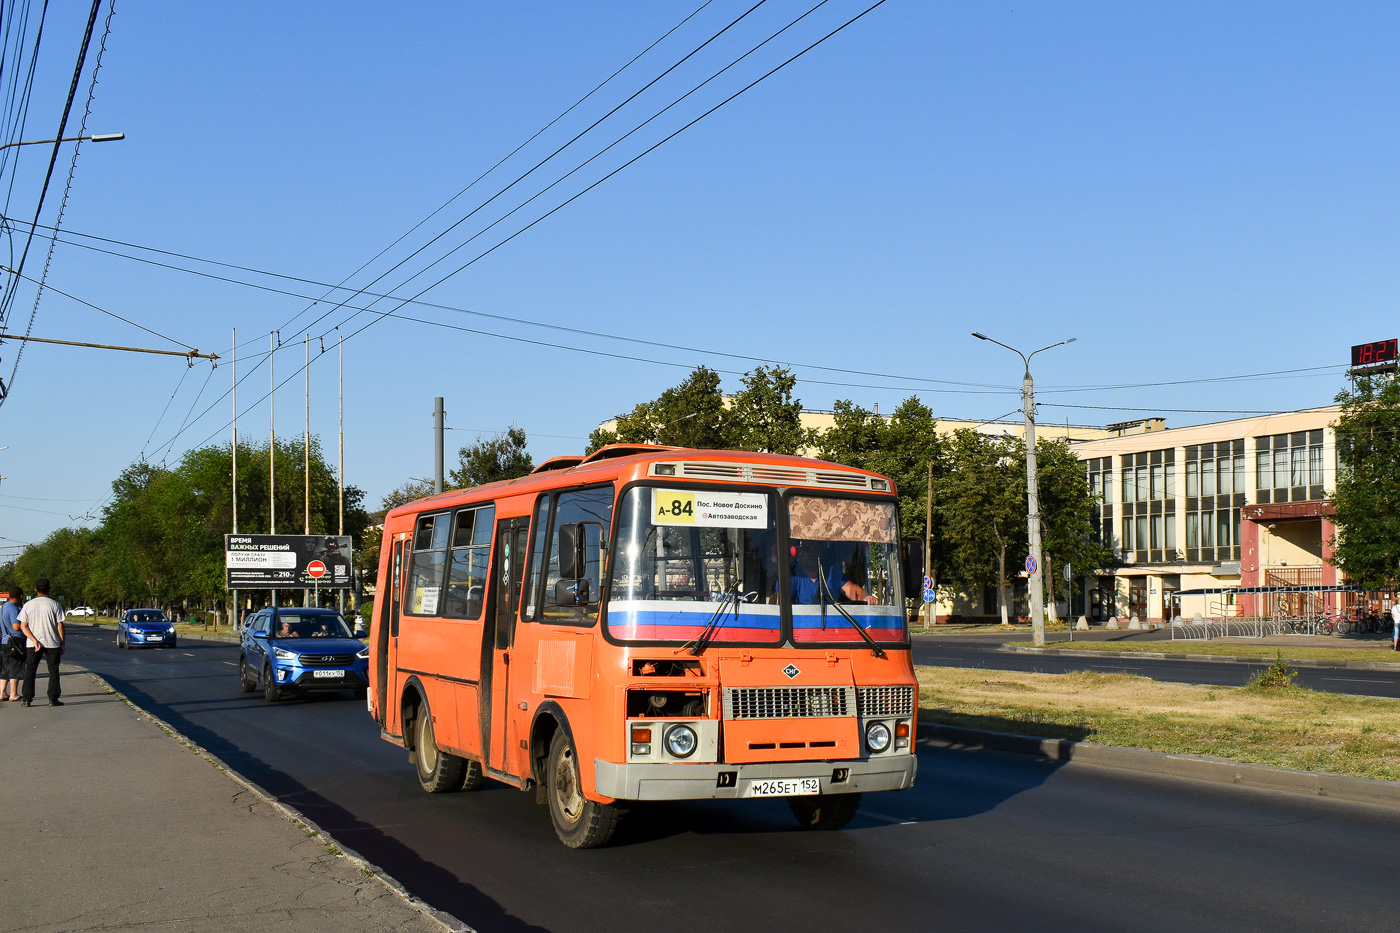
[312,669,342,679]
[746,778,820,798]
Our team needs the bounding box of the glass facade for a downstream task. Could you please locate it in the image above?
[1255,431,1325,504]
[1119,449,1175,564]
[1085,456,1114,550]
[1184,439,1243,564]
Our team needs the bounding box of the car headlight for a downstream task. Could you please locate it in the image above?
[865,721,892,754]
[664,724,698,758]
[271,646,298,661]
[356,646,369,659]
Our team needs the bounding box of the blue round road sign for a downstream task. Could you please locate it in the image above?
[1025,555,1037,574]
[922,587,937,603]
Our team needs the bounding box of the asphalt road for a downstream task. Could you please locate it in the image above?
[68,627,1400,933]
[912,635,1400,698]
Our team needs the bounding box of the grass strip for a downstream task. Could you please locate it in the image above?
[1009,638,1400,664]
[916,664,1400,782]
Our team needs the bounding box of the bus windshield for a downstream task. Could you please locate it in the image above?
[606,486,782,645]
[605,487,907,646]
[786,495,906,644]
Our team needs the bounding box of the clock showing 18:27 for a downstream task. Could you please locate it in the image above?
[1351,339,1399,367]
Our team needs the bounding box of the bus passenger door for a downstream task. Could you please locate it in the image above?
[486,517,530,774]
[374,535,407,734]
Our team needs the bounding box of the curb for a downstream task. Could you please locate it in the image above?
[918,717,1400,808]
[1004,643,1400,672]
[81,668,475,933]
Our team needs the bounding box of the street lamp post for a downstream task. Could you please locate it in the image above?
[0,132,124,153]
[972,331,1076,648]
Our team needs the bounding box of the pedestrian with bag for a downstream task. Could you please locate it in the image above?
[0,588,23,701]
[17,578,65,707]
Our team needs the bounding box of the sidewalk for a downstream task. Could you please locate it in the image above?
[0,661,457,933]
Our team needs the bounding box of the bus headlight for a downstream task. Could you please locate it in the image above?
[865,721,892,753]
[664,724,698,758]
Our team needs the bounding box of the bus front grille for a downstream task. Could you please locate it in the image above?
[857,685,916,717]
[723,686,855,720]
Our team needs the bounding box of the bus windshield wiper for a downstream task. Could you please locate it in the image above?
[681,583,739,657]
[817,559,887,659]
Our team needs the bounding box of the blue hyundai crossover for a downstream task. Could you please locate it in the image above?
[239,607,368,702]
[118,609,177,649]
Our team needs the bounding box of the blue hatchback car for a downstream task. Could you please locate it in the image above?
[239,607,368,702]
[118,609,177,649]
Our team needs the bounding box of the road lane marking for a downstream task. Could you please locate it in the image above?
[221,661,237,666]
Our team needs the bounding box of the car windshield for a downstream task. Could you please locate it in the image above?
[787,496,907,645]
[129,611,168,624]
[270,612,353,639]
[606,486,782,645]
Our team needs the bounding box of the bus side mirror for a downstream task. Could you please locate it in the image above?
[557,523,586,580]
[553,578,591,607]
[902,537,925,597]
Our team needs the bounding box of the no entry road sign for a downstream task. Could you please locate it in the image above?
[307,560,327,579]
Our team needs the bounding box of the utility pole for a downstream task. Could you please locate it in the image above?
[924,459,934,629]
[338,335,344,614]
[304,334,311,607]
[972,332,1076,648]
[434,397,445,495]
[269,332,276,610]
[231,328,238,631]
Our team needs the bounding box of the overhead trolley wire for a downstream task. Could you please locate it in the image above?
[266,0,721,346]
[1,0,106,405]
[282,0,779,349]
[312,0,839,343]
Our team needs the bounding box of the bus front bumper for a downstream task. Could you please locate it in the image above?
[593,755,916,801]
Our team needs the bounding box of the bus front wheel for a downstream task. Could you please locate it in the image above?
[789,792,862,830]
[546,730,620,848]
[414,706,466,793]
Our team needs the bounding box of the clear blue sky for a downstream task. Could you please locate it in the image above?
[1,0,1396,550]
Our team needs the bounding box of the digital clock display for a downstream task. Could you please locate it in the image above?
[1351,339,1399,367]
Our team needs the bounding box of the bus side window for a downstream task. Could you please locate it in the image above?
[406,513,450,615]
[541,487,614,626]
[522,495,552,620]
[445,505,494,620]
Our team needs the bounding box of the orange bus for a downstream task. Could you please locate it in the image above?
[368,444,920,847]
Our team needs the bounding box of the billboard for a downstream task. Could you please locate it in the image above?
[225,534,353,589]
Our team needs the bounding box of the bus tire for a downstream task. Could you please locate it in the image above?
[788,792,862,830]
[459,758,487,792]
[414,706,466,793]
[546,729,620,848]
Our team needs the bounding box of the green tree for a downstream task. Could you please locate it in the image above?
[939,430,1026,625]
[1330,373,1400,587]
[1035,437,1114,618]
[726,366,815,454]
[587,366,730,453]
[449,426,534,489]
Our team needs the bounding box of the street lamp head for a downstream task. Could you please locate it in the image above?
[971,332,988,341]
[88,132,124,143]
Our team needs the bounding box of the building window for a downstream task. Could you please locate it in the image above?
[1185,439,1244,564]
[1255,431,1324,504]
[1085,457,1114,550]
[1119,449,1175,564]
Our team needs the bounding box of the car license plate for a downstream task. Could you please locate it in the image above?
[746,777,820,798]
[312,669,341,679]
[146,635,162,641]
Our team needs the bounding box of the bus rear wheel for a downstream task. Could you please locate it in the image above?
[546,730,620,848]
[459,758,487,791]
[414,706,466,793]
[789,792,862,830]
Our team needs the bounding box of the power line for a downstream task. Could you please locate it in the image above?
[0,262,198,349]
[0,0,103,395]
[266,0,720,345]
